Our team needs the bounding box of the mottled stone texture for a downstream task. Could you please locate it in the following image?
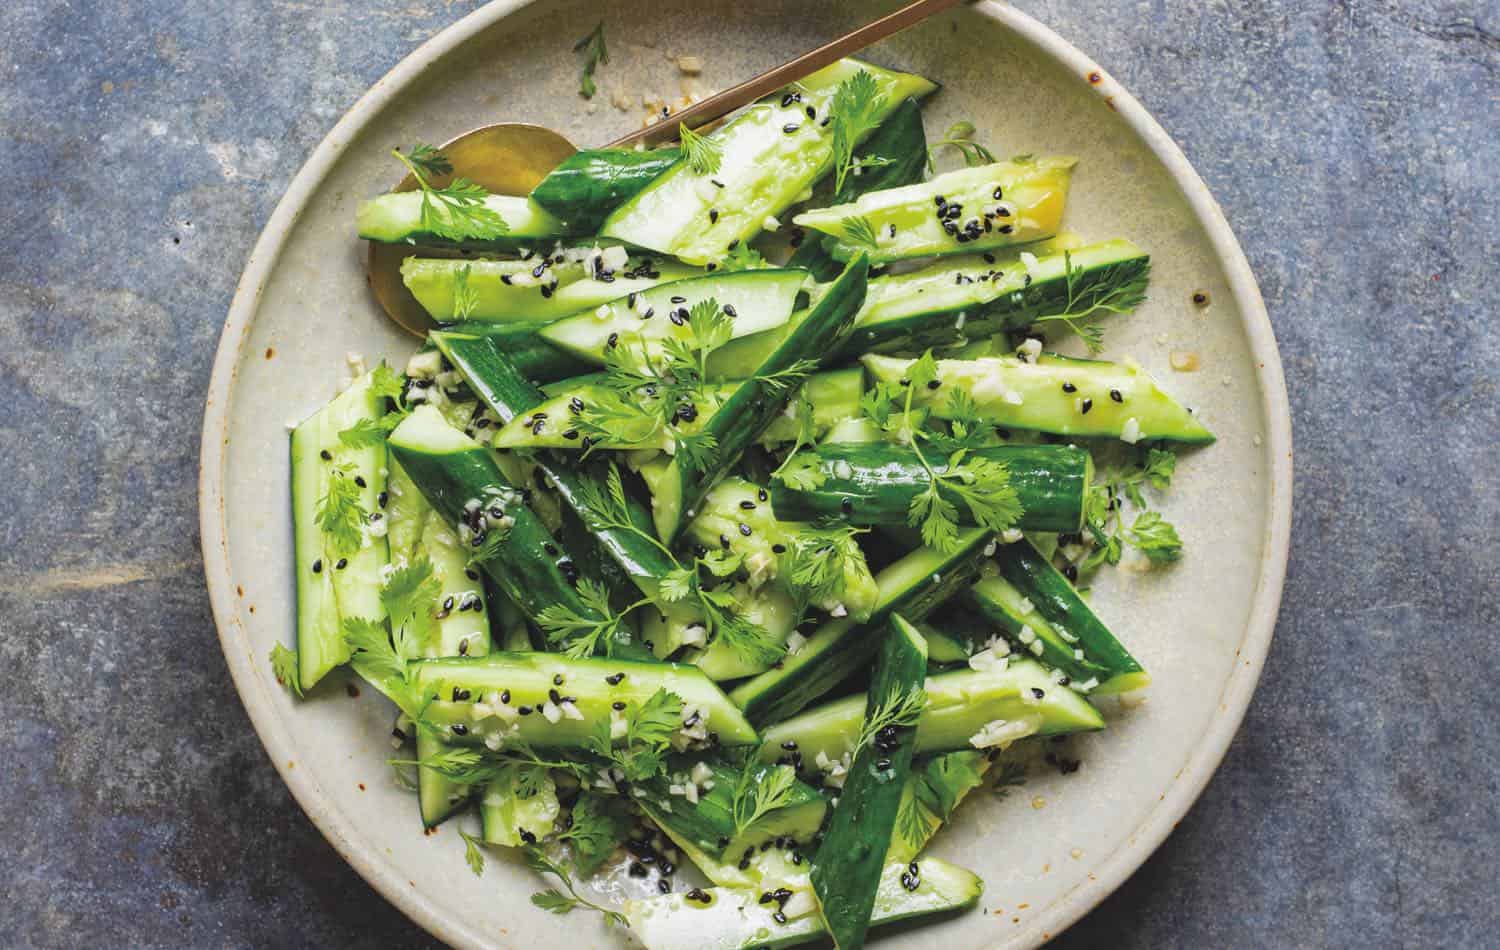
[0,0,1494,947]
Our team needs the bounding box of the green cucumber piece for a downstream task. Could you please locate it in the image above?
[706,237,1148,371]
[479,763,560,847]
[430,322,595,384]
[679,476,880,623]
[796,157,1075,264]
[289,371,389,690]
[770,443,1091,533]
[889,750,992,864]
[643,580,800,681]
[529,147,683,230]
[401,251,700,323]
[490,368,860,452]
[425,336,681,608]
[623,856,981,950]
[757,658,1105,773]
[415,652,757,749]
[863,352,1215,443]
[788,97,930,281]
[811,613,928,950]
[539,269,807,368]
[386,406,624,650]
[979,538,1149,694]
[652,255,869,544]
[639,759,827,861]
[601,58,938,265]
[729,529,990,727]
[356,192,570,247]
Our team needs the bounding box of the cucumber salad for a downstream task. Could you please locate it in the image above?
[273,51,1211,949]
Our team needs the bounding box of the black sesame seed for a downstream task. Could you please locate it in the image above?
[772,911,787,925]
[1063,563,1079,582]
[1110,389,1124,403]
[771,543,787,554]
[686,888,710,904]
[657,878,671,894]
[805,105,816,120]
[311,559,322,574]
[723,304,737,318]
[739,500,756,510]
[549,688,562,705]
[500,690,510,704]
[518,705,532,715]
[719,534,730,549]
[738,523,752,536]
[442,595,455,612]
[553,674,565,687]
[708,209,719,224]
[606,332,619,349]
[1062,381,1077,393]
[727,239,740,251]
[458,638,469,655]
[606,672,625,686]
[612,701,627,711]
[1080,398,1093,414]
[781,739,799,750]
[998,224,1014,234]
[544,542,559,557]
[450,723,468,736]
[926,378,941,390]
[993,186,1004,200]
[562,428,579,440]
[1031,687,1046,699]
[335,558,348,570]
[840,498,855,514]
[783,123,800,134]
[757,488,768,502]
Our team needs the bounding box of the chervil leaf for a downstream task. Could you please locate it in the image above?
[828,69,886,194]
[926,120,997,171]
[557,793,632,876]
[839,215,879,249]
[573,22,609,99]
[1141,448,1176,491]
[658,566,696,602]
[315,466,367,555]
[337,416,393,449]
[721,242,769,272]
[1126,510,1183,562]
[942,455,1022,534]
[730,762,799,836]
[458,829,486,877]
[269,642,302,697]
[381,556,441,627]
[678,123,722,176]
[909,482,959,552]
[1030,251,1151,354]
[391,147,510,241]
[451,264,481,320]
[536,578,625,659]
[342,616,411,698]
[774,453,827,491]
[370,363,407,403]
[404,142,452,178]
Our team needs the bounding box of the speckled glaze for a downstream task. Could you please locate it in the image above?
[199,2,1291,947]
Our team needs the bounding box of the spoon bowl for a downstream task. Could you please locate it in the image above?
[366,122,577,337]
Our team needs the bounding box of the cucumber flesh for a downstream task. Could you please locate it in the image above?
[888,750,992,864]
[623,856,981,950]
[479,764,560,847]
[539,269,807,367]
[795,157,1075,264]
[729,529,991,727]
[356,192,569,247]
[601,58,938,265]
[401,251,700,323]
[638,759,827,862]
[289,371,389,690]
[757,658,1106,776]
[430,322,595,385]
[415,652,759,749]
[863,352,1215,443]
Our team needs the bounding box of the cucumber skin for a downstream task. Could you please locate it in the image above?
[769,443,1090,533]
[658,254,870,544]
[427,335,678,602]
[432,322,595,384]
[812,614,928,950]
[387,408,615,641]
[788,97,929,282]
[638,759,827,860]
[529,147,683,230]
[730,529,990,728]
[991,538,1148,692]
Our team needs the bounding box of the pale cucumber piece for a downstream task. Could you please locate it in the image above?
[539,269,806,367]
[400,252,700,323]
[289,371,389,689]
[756,658,1106,772]
[795,157,1076,263]
[356,192,566,244]
[862,352,1215,443]
[623,856,981,950]
[479,764,560,847]
[601,58,938,265]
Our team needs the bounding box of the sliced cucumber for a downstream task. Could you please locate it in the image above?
[386,406,626,652]
[888,750,992,864]
[491,367,861,453]
[863,352,1215,443]
[623,856,981,950]
[811,613,928,950]
[429,322,595,385]
[528,147,683,231]
[356,192,569,247]
[539,269,806,368]
[638,759,827,861]
[401,251,699,323]
[679,476,880,623]
[601,58,938,265]
[787,97,930,282]
[479,763,560,847]
[795,157,1075,264]
[729,529,991,727]
[416,652,758,749]
[769,443,1091,534]
[644,580,800,681]
[289,371,389,690]
[978,538,1150,694]
[757,658,1106,773]
[652,256,869,544]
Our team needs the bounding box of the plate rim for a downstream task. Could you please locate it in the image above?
[198,2,1293,947]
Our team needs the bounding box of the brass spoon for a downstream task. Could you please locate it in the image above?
[368,0,964,337]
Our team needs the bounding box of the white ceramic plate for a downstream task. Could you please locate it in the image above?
[200,1,1292,946]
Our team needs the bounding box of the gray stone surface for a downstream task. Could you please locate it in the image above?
[0,0,1495,947]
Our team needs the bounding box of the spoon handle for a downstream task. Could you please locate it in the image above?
[603,0,965,150]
